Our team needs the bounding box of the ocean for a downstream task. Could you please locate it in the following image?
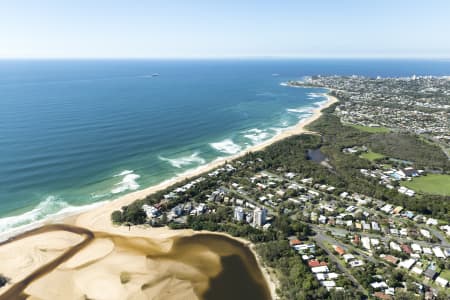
[1,59,450,235]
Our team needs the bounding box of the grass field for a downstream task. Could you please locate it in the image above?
[440,269,450,281]
[348,124,391,133]
[402,174,450,196]
[360,151,385,161]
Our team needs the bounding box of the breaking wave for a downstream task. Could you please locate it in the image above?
[0,195,107,240]
[243,128,271,145]
[210,139,242,154]
[307,92,324,98]
[111,170,141,194]
[159,152,206,168]
[286,107,314,115]
[114,170,134,177]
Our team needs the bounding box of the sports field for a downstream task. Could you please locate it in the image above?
[402,174,450,196]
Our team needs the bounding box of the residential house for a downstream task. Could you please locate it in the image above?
[432,247,445,259]
[423,268,437,280]
[383,255,400,265]
[411,243,422,253]
[311,266,329,273]
[435,277,448,288]
[398,258,416,270]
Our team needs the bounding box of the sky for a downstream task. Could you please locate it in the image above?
[0,0,449,59]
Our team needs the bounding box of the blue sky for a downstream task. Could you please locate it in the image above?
[1,0,449,58]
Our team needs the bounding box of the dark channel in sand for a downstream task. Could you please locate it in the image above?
[169,234,271,300]
[99,232,272,300]
[1,227,271,300]
[0,224,94,300]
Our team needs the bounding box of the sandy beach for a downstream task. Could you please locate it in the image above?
[0,92,338,300]
[74,92,338,233]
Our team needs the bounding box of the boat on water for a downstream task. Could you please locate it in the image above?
[152,73,160,77]
[272,73,280,77]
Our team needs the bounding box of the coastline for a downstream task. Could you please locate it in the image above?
[74,91,337,299]
[0,91,338,299]
[73,91,338,233]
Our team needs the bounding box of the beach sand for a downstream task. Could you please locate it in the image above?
[23,232,208,300]
[71,93,337,299]
[0,93,338,300]
[74,93,338,234]
[0,230,84,294]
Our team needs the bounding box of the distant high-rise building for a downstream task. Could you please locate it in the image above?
[253,207,267,227]
[234,206,244,222]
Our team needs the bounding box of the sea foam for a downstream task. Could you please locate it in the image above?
[269,127,286,135]
[159,152,206,169]
[111,170,141,194]
[210,139,242,155]
[0,195,108,240]
[314,99,328,107]
[243,128,271,145]
[307,92,324,98]
[286,107,314,115]
[114,170,134,177]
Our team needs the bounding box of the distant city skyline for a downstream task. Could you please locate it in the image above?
[1,0,450,59]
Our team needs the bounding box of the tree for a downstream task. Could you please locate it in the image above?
[395,290,421,300]
[122,204,147,224]
[111,210,123,224]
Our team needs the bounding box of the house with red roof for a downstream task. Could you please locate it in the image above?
[289,239,302,247]
[401,244,412,255]
[374,292,392,300]
[333,245,345,256]
[308,259,328,268]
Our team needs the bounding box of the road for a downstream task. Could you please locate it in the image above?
[311,225,386,266]
[265,170,449,248]
[313,231,368,295]
[320,225,444,249]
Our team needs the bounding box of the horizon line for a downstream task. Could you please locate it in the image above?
[0,56,450,61]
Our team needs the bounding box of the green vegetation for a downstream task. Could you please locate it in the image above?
[359,151,385,161]
[402,174,450,196]
[118,104,450,222]
[112,101,450,299]
[111,205,146,225]
[367,132,449,171]
[257,240,361,300]
[306,105,450,220]
[184,212,354,299]
[348,124,390,133]
[440,269,450,281]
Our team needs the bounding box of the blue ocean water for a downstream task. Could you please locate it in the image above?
[1,59,450,234]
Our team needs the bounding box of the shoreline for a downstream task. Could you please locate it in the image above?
[190,230,280,300]
[73,91,338,232]
[1,91,338,299]
[0,225,277,300]
[74,90,337,299]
